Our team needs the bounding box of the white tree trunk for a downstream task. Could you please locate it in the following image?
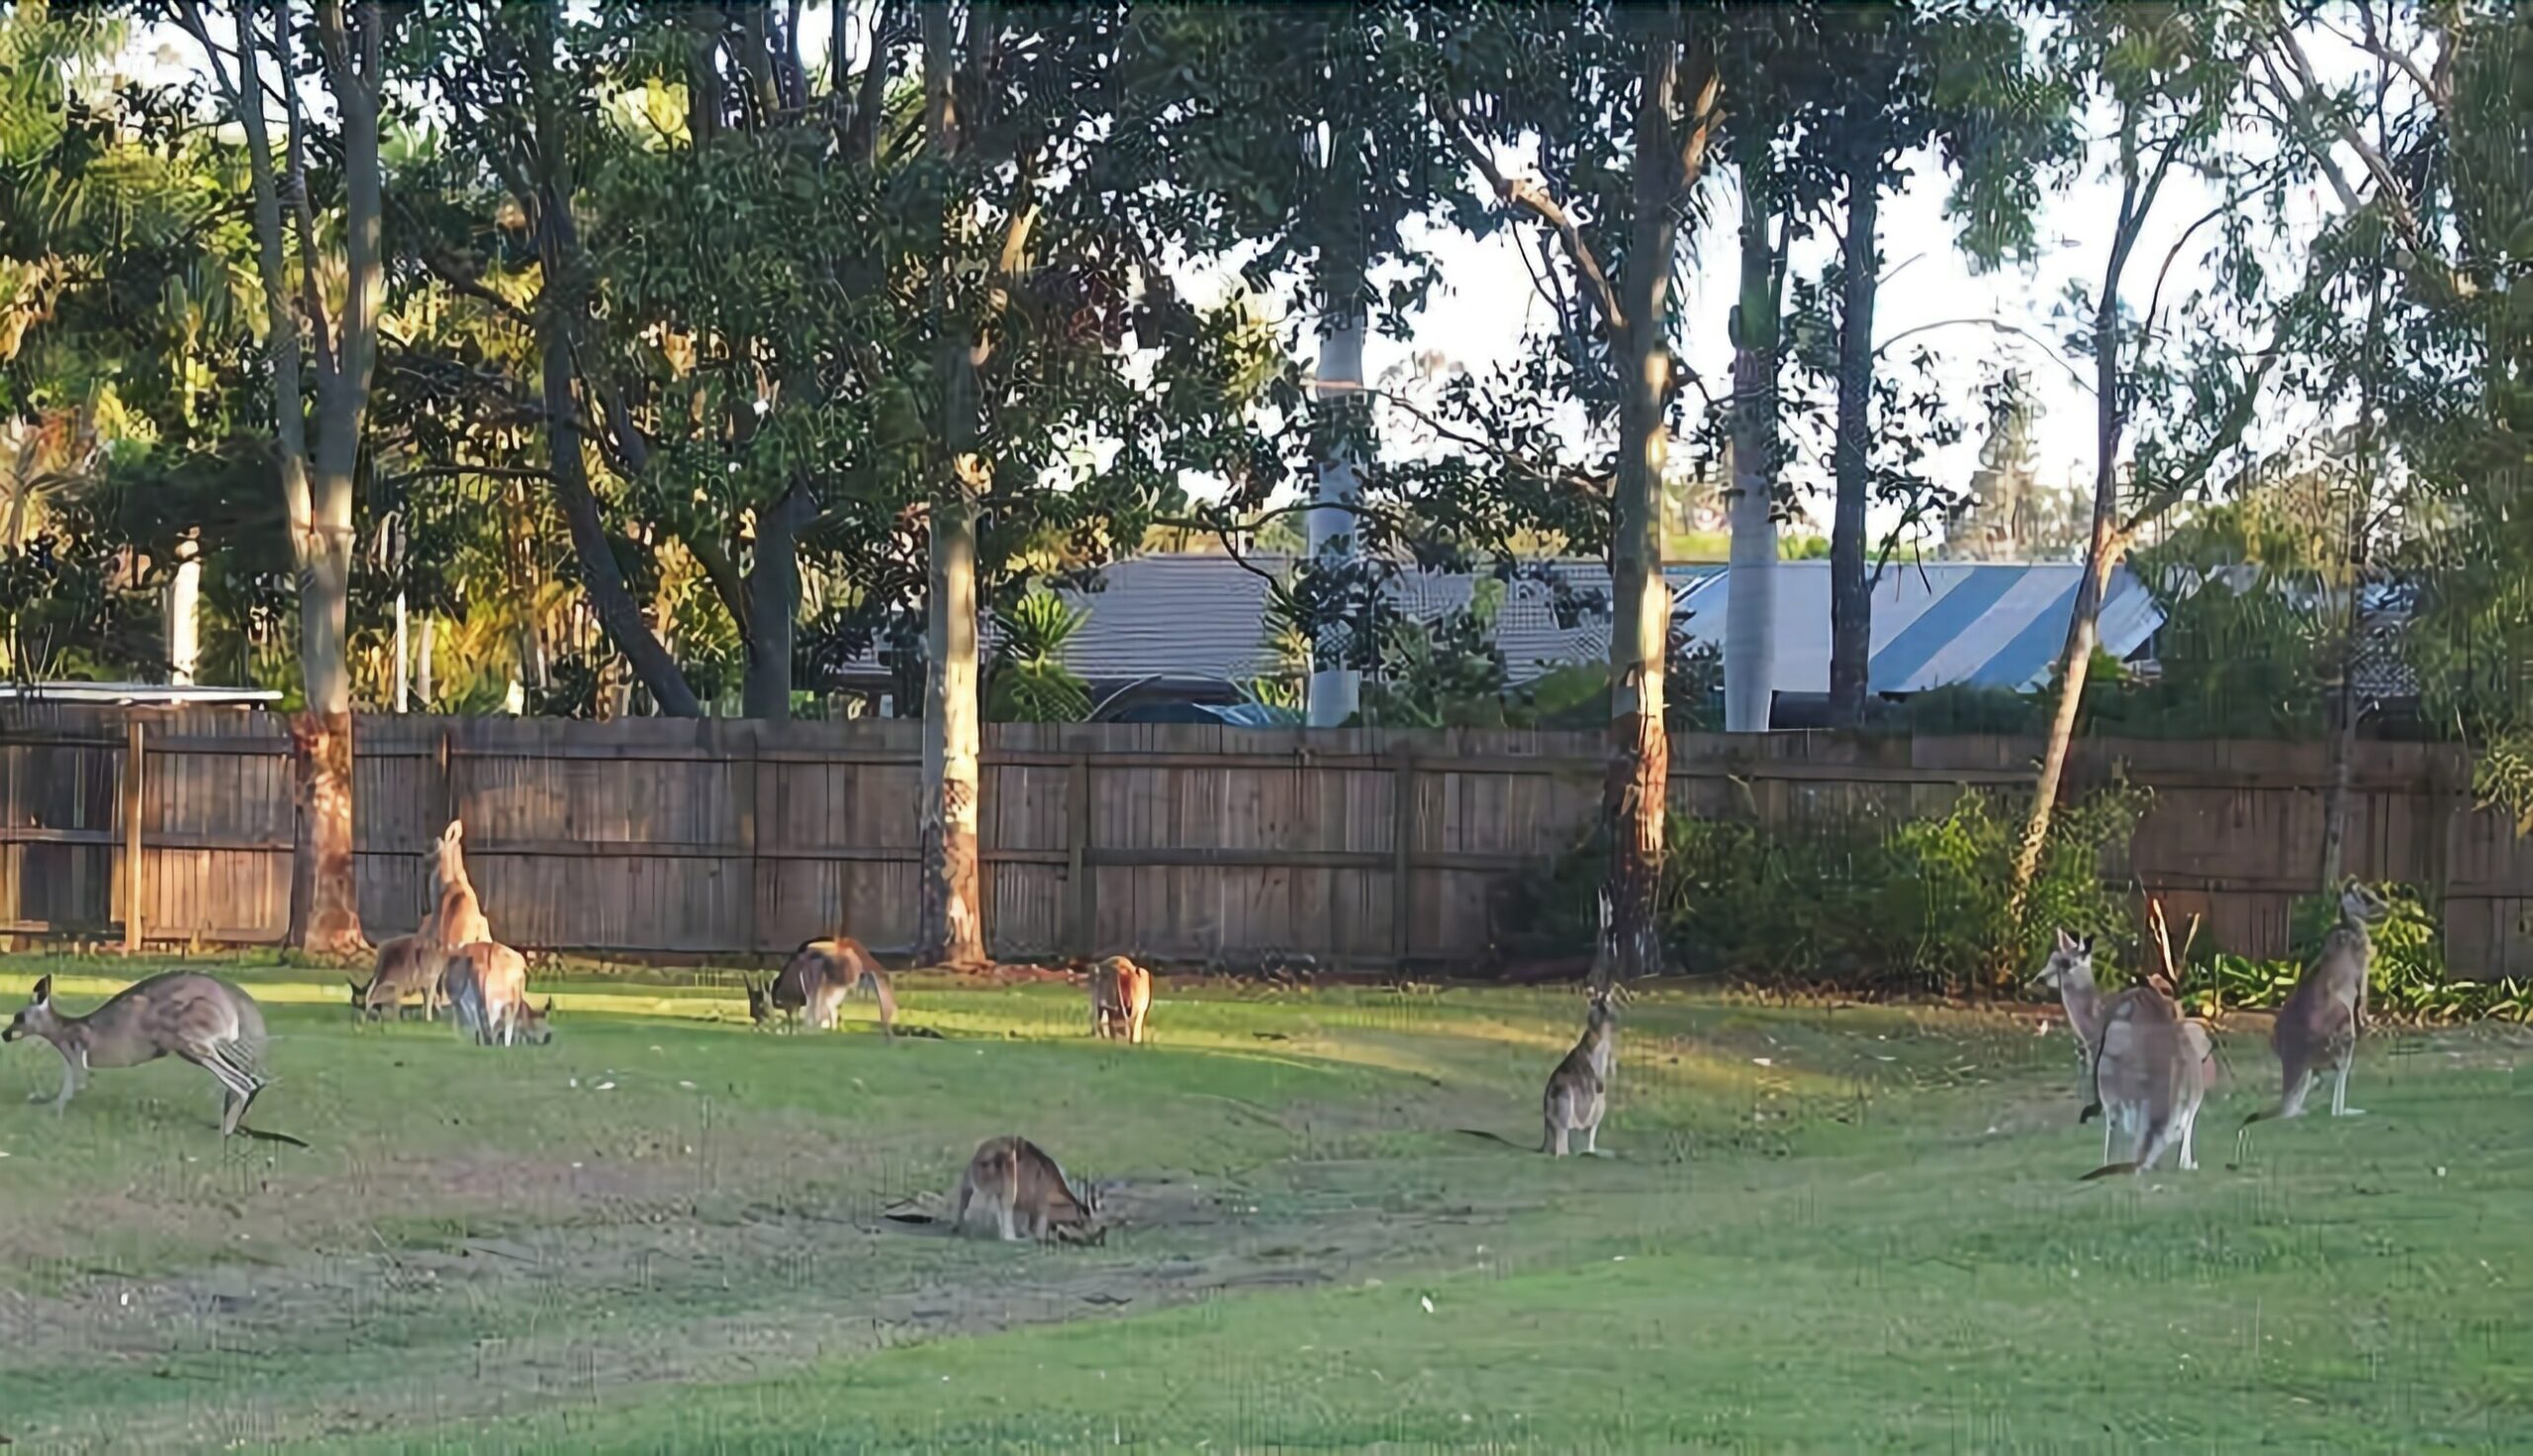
[1307,299,1366,728]
[392,591,409,711]
[167,535,202,686]
[1724,443,1776,732]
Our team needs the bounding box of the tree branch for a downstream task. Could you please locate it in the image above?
[1437,97,1626,337]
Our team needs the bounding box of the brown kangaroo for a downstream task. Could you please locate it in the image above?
[439,942,548,1046]
[348,934,444,1021]
[950,1136,1104,1243]
[419,819,491,952]
[4,972,299,1142]
[752,937,896,1037]
[1088,956,1152,1044]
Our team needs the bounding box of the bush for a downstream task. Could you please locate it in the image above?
[2192,883,2533,1024]
[1497,784,2148,997]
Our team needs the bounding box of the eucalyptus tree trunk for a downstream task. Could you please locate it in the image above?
[1307,278,1367,728]
[1828,161,1879,727]
[915,2,987,968]
[1601,30,1701,985]
[1724,164,1780,734]
[167,532,202,685]
[2011,284,2123,904]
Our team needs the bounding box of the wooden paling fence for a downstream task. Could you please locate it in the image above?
[1,706,2527,976]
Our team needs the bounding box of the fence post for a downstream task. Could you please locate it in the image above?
[122,716,145,955]
[1391,748,1417,969]
[1068,750,1093,956]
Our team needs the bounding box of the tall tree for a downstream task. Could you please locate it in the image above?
[1806,1,2069,726]
[168,0,385,956]
[1439,6,1726,980]
[2009,4,2298,904]
[2246,0,2533,834]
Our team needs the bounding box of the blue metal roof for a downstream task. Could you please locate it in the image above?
[1676,562,2162,695]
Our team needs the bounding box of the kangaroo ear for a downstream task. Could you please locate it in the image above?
[2078,934,2096,956]
[30,974,49,1004]
[543,997,556,1015]
[2055,927,2079,956]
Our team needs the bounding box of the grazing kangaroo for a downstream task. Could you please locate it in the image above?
[439,942,547,1046]
[1541,891,1621,1157]
[348,934,444,1021]
[419,819,491,952]
[2241,882,2387,1146]
[950,1135,1104,1243]
[2079,1000,2214,1179]
[4,972,290,1140]
[2029,929,2105,1117]
[1088,956,1152,1044]
[754,937,896,1037]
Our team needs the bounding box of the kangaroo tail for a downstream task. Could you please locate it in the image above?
[2080,1160,2142,1181]
[235,1125,311,1149]
[2078,1100,2103,1125]
[1454,1128,1527,1150]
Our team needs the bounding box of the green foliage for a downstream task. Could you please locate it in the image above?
[1501,783,2146,996]
[987,590,1092,723]
[2190,883,2529,1025]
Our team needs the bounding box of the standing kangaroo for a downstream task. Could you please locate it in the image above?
[2029,929,2105,1118]
[349,935,444,1021]
[4,972,283,1138]
[2241,882,2387,1145]
[753,937,895,1037]
[2079,993,2215,1179]
[439,942,548,1046]
[1541,891,1621,1157]
[1088,956,1151,1044]
[419,820,491,953]
[950,1135,1104,1243]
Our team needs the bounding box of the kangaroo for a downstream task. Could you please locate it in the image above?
[4,972,290,1140]
[1541,890,1621,1158]
[755,937,896,1037]
[2080,1011,2215,1180]
[419,819,491,953]
[950,1135,1104,1243]
[439,942,544,1046]
[2029,929,2104,1118]
[2241,882,2387,1145]
[1088,956,1152,1044]
[348,934,444,1021]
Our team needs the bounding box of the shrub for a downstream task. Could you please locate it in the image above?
[1496,783,2148,997]
[2191,883,2533,1024]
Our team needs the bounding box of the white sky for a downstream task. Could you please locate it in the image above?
[123,7,2361,548]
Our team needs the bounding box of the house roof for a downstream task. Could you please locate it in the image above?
[832,554,1720,688]
[827,554,2260,701]
[1674,561,2162,696]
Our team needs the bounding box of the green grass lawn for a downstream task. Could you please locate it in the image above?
[0,954,2525,1453]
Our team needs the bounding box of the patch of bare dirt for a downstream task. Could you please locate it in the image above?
[0,1166,1510,1452]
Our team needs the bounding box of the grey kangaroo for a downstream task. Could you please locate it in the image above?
[2240,881,2388,1150]
[5,972,301,1143]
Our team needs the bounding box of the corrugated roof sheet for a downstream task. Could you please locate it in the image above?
[1674,561,2162,695]
[828,555,1720,687]
[824,555,2237,700]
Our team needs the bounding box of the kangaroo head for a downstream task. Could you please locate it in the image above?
[2030,929,2097,990]
[5,975,59,1043]
[1586,980,1625,1031]
[2339,880,2390,926]
[744,976,774,1027]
